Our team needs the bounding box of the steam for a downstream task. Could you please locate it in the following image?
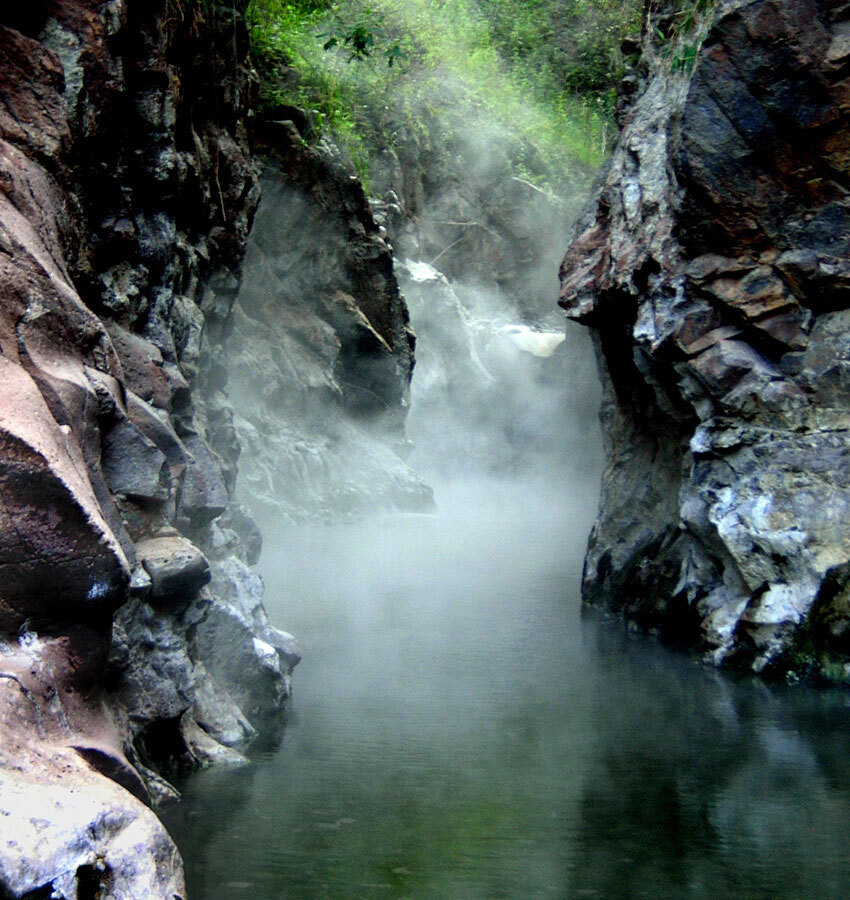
[229,3,606,673]
[236,144,606,655]
[396,258,601,513]
[165,22,612,896]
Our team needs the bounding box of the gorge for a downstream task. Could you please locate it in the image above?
[2,0,850,897]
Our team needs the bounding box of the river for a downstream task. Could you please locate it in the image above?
[162,474,850,899]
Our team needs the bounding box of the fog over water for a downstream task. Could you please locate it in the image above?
[163,247,850,898]
[160,77,850,895]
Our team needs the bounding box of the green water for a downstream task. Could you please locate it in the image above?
[162,488,850,899]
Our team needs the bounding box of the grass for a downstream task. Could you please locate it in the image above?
[244,0,642,188]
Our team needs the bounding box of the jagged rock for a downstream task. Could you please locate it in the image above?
[242,132,415,424]
[0,4,294,892]
[191,659,257,747]
[559,0,850,676]
[226,152,433,520]
[266,627,303,671]
[137,535,211,601]
[125,391,186,476]
[178,434,229,525]
[0,28,130,632]
[106,323,173,409]
[101,420,170,503]
[98,263,150,324]
[0,360,129,631]
[108,598,195,726]
[206,503,263,566]
[190,558,294,725]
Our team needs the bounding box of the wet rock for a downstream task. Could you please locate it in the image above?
[0,24,129,630]
[266,627,303,671]
[191,558,291,725]
[560,0,850,675]
[179,716,248,768]
[191,659,257,747]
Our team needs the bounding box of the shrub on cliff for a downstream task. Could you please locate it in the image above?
[244,0,641,187]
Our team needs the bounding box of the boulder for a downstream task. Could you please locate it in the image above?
[137,535,211,601]
[0,630,185,899]
[0,762,186,900]
[190,557,295,726]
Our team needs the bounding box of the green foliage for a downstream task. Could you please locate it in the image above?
[473,0,642,118]
[654,0,716,74]
[244,0,643,186]
[671,43,699,72]
[319,7,407,66]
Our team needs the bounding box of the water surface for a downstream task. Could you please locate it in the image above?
[163,486,850,899]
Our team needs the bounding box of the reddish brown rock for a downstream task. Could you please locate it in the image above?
[106,323,173,409]
[0,30,129,630]
[0,1,293,895]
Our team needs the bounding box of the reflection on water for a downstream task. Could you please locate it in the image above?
[163,494,850,899]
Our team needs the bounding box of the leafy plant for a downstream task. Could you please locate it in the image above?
[653,0,717,74]
[243,0,642,186]
[320,7,407,66]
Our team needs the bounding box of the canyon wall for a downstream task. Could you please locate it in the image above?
[226,121,432,522]
[560,0,850,678]
[0,2,419,896]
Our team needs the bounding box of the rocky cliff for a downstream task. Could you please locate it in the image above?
[560,0,850,678]
[0,2,418,896]
[225,120,432,522]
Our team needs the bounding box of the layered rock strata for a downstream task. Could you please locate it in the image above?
[560,0,850,677]
[0,2,297,895]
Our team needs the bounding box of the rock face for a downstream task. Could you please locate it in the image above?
[560,0,850,677]
[228,121,433,521]
[0,2,298,895]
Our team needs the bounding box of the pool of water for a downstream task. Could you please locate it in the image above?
[163,486,850,899]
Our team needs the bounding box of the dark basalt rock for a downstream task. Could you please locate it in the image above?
[560,0,850,677]
[102,420,170,504]
[138,535,211,601]
[225,124,433,521]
